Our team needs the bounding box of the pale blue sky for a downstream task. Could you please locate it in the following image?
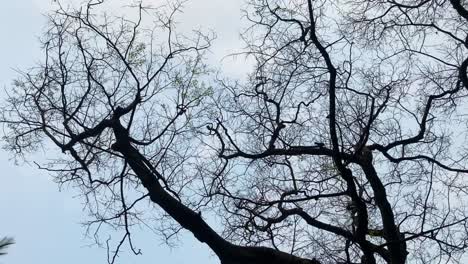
[0,1,246,263]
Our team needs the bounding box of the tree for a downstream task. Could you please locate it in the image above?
[3,0,468,263]
[0,237,14,256]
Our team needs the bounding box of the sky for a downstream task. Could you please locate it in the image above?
[0,1,247,263]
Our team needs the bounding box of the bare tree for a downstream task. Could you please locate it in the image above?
[0,237,14,256]
[4,0,468,263]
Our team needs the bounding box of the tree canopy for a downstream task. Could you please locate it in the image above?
[4,0,468,263]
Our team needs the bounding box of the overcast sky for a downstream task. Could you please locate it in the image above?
[0,1,247,263]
